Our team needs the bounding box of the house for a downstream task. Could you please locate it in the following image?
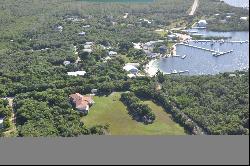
[127,73,136,78]
[84,44,92,49]
[83,48,92,53]
[0,116,5,129]
[133,42,143,50]
[108,51,118,56]
[63,61,71,66]
[56,26,63,32]
[197,20,207,28]
[82,25,91,28]
[79,31,86,36]
[67,71,86,76]
[123,64,139,74]
[85,42,94,45]
[69,93,95,115]
[240,17,248,21]
[148,52,161,58]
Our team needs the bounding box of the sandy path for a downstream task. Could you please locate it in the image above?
[189,0,199,16]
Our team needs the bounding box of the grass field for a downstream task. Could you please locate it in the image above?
[82,92,186,135]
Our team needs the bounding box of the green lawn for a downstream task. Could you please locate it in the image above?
[82,92,186,135]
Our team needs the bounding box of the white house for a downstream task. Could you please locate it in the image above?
[197,20,207,27]
[240,17,248,21]
[84,44,92,49]
[79,32,86,36]
[123,64,139,74]
[82,25,91,28]
[0,117,5,129]
[67,71,86,76]
[108,51,118,56]
[83,48,92,53]
[85,42,94,45]
[56,26,63,32]
[133,42,143,50]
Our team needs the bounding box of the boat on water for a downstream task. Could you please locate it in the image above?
[171,70,178,74]
[181,55,187,59]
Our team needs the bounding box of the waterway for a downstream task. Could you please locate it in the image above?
[153,31,249,75]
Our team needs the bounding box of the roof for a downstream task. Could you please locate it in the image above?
[198,20,207,24]
[83,49,92,53]
[127,73,136,78]
[0,117,5,124]
[85,42,94,45]
[240,17,248,20]
[67,71,86,76]
[79,32,86,35]
[123,64,139,72]
[84,44,92,49]
[109,51,118,56]
[69,93,94,111]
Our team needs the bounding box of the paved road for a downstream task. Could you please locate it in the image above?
[189,0,199,16]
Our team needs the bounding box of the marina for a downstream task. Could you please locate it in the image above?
[149,31,249,76]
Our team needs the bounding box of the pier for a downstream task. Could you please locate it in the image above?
[190,40,249,44]
[177,43,234,56]
[177,43,220,53]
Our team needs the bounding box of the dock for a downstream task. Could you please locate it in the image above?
[177,43,220,53]
[177,43,234,57]
[190,40,249,44]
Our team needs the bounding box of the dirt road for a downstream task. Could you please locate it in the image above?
[189,0,199,16]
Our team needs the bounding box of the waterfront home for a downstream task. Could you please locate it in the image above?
[123,64,139,74]
[69,93,95,115]
[67,71,86,76]
[148,53,161,58]
[197,20,207,28]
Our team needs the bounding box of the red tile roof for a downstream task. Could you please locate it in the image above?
[69,93,94,110]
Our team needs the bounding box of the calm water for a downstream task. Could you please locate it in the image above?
[222,0,249,8]
[154,31,249,75]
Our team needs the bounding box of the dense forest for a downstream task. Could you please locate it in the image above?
[133,71,249,135]
[0,0,249,136]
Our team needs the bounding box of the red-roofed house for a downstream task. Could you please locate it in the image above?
[69,93,95,115]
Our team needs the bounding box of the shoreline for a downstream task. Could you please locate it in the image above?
[144,59,159,77]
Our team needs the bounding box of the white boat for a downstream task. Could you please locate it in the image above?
[171,70,178,74]
[181,55,187,59]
